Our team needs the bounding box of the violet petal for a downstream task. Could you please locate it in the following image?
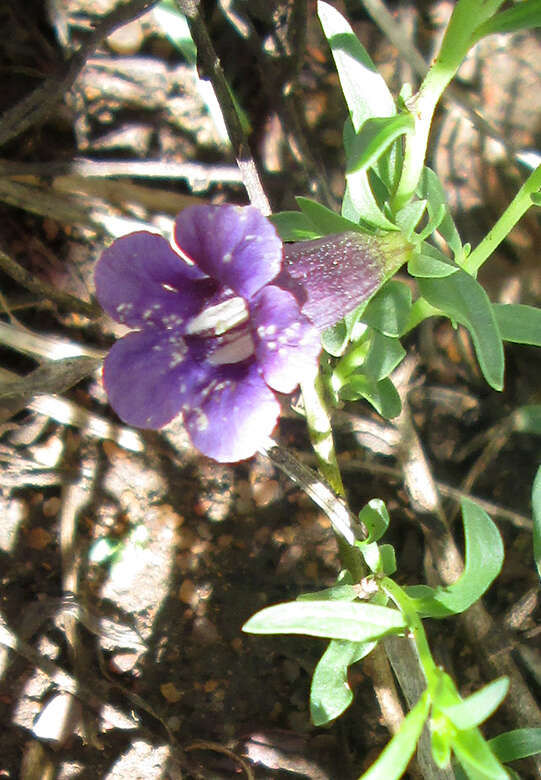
[184,362,280,462]
[95,231,215,329]
[102,328,209,429]
[250,286,321,394]
[174,205,282,300]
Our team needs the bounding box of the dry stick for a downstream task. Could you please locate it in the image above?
[0,0,161,149]
[175,0,271,216]
[0,246,100,318]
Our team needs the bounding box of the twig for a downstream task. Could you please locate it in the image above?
[260,437,366,545]
[175,0,271,215]
[0,0,161,148]
[0,157,243,186]
[0,245,100,318]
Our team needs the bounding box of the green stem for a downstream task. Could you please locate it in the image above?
[381,577,439,686]
[392,0,499,211]
[462,164,541,275]
[300,375,366,581]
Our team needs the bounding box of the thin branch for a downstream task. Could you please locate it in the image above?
[0,246,100,318]
[175,0,271,215]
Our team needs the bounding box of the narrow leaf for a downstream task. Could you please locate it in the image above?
[243,601,406,641]
[358,499,390,543]
[340,374,402,419]
[417,167,462,259]
[358,692,430,780]
[493,303,541,346]
[317,1,394,130]
[441,678,509,730]
[311,639,375,725]
[295,196,370,235]
[472,0,541,44]
[270,211,319,241]
[406,499,504,617]
[347,114,414,175]
[453,728,510,780]
[419,270,504,390]
[489,728,541,762]
[363,332,406,381]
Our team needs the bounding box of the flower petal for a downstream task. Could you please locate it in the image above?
[174,205,282,300]
[102,328,209,429]
[95,231,215,328]
[184,362,280,462]
[250,286,321,393]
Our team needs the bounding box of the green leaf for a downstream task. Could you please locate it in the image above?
[358,692,430,780]
[270,211,319,241]
[154,0,196,64]
[408,246,459,278]
[493,303,541,346]
[317,1,394,131]
[405,499,504,617]
[359,541,397,575]
[452,728,510,780]
[242,601,406,641]
[310,639,375,725]
[321,320,349,357]
[298,584,359,602]
[395,199,427,239]
[342,171,398,231]
[441,678,509,730]
[472,0,541,44]
[346,114,414,175]
[532,465,541,578]
[295,196,370,235]
[489,728,541,762]
[358,498,390,543]
[512,404,541,435]
[361,280,412,336]
[317,2,398,231]
[340,375,402,419]
[417,167,462,260]
[419,270,504,390]
[363,332,406,381]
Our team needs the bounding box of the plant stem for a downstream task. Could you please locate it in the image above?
[462,164,541,275]
[300,375,366,581]
[392,0,500,211]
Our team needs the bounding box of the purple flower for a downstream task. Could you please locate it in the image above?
[94,204,322,462]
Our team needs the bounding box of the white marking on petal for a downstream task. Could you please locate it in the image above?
[223,251,232,263]
[209,332,255,365]
[186,297,248,336]
[162,283,178,292]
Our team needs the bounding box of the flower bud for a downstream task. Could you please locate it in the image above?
[280,231,414,330]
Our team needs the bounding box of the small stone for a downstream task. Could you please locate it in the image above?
[27,527,52,550]
[32,693,81,746]
[160,682,183,704]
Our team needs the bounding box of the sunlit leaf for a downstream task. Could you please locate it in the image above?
[310,639,375,725]
[243,600,406,641]
[340,374,401,419]
[452,728,510,780]
[346,114,414,175]
[417,167,462,259]
[472,0,541,44]
[405,499,504,617]
[441,678,509,730]
[358,499,390,543]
